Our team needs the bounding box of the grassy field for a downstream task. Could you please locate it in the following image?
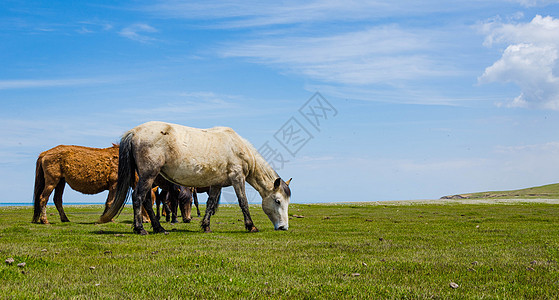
[442,183,559,199]
[1,201,559,299]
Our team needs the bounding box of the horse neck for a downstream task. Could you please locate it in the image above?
[246,156,276,198]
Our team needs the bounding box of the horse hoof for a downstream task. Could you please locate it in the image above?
[203,228,212,233]
[134,228,149,235]
[171,220,178,224]
[183,218,191,223]
[250,227,259,233]
[154,227,167,234]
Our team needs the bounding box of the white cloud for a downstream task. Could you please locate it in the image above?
[76,21,114,34]
[119,23,157,43]
[221,26,453,86]
[119,91,271,121]
[148,1,418,28]
[494,141,559,154]
[514,0,559,7]
[479,15,559,110]
[0,78,110,90]
[145,1,513,106]
[146,1,519,29]
[481,15,559,47]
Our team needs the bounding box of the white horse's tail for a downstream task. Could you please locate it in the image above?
[98,132,136,223]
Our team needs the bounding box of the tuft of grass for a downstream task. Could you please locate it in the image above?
[1,202,559,298]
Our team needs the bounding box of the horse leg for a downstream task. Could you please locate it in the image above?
[193,189,201,217]
[158,190,171,222]
[162,191,171,222]
[155,189,161,221]
[141,206,150,223]
[132,175,162,234]
[102,183,116,216]
[201,186,222,233]
[53,178,70,222]
[143,180,165,233]
[144,189,165,232]
[141,190,152,223]
[36,177,58,224]
[168,190,179,224]
[156,202,160,221]
[180,189,192,223]
[232,178,258,232]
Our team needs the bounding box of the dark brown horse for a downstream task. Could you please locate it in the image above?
[153,180,200,223]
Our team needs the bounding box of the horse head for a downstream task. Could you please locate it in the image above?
[261,178,291,230]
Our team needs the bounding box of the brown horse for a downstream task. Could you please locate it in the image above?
[32,144,120,224]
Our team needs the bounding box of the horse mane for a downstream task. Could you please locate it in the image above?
[253,151,278,180]
[241,137,278,181]
[249,146,291,197]
[238,135,292,197]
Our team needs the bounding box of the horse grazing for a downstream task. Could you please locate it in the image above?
[153,179,199,224]
[98,121,292,235]
[33,144,119,224]
[166,185,196,223]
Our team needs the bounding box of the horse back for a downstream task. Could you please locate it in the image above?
[132,122,256,187]
[39,145,119,194]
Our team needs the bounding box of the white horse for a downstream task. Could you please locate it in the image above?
[98,121,292,235]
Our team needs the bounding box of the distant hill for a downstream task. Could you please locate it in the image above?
[441,183,559,199]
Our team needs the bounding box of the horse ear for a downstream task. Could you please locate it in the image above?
[274,178,281,190]
[285,178,292,186]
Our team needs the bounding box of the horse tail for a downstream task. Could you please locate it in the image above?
[98,131,136,223]
[32,155,46,222]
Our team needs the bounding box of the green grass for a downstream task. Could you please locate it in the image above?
[2,202,559,299]
[443,183,559,199]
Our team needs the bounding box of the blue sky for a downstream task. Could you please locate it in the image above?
[2,1,559,205]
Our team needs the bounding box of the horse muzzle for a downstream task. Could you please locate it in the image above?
[275,224,289,231]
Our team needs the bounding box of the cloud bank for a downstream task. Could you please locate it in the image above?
[479,15,559,110]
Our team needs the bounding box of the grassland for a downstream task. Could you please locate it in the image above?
[442,183,559,199]
[1,201,559,299]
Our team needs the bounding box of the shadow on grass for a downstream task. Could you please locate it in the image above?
[76,222,98,225]
[91,230,134,235]
[90,227,204,235]
[89,227,269,235]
